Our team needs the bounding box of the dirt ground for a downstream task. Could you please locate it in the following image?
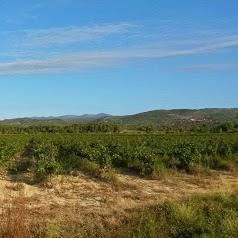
[0,170,237,224]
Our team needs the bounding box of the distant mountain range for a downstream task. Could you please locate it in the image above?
[1,108,238,126]
[31,113,110,122]
[0,113,111,125]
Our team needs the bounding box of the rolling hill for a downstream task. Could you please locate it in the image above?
[0,109,238,126]
[113,108,238,125]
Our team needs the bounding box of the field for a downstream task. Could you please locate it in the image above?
[0,133,238,237]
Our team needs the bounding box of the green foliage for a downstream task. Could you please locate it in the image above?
[175,142,201,171]
[214,158,233,171]
[74,157,101,178]
[221,121,235,132]
[0,133,238,181]
[0,122,123,134]
[31,140,61,182]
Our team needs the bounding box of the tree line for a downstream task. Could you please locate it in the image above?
[0,121,237,134]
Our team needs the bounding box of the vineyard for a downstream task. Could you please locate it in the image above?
[0,133,238,237]
[0,133,238,181]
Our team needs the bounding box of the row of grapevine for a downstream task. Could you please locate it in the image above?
[0,134,237,178]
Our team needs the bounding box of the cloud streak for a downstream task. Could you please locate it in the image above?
[1,35,238,76]
[176,62,238,72]
[0,21,238,76]
[0,22,138,60]
[19,23,135,47]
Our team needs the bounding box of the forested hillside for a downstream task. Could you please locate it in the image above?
[114,108,238,125]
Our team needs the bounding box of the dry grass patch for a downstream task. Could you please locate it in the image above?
[0,169,237,237]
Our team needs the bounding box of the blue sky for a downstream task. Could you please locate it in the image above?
[0,0,238,118]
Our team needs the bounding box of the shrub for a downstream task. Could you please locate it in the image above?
[215,159,233,171]
[76,158,101,178]
[32,141,61,182]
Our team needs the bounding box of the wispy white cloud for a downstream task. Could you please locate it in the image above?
[0,20,238,76]
[0,23,137,60]
[176,62,238,72]
[20,23,135,47]
[1,34,238,76]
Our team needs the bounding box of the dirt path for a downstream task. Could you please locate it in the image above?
[0,170,237,224]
